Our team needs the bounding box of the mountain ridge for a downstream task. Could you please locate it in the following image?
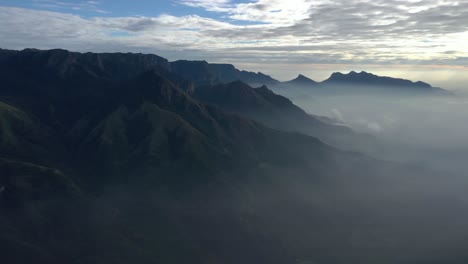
[323,70,433,89]
[0,48,446,93]
[0,48,362,149]
[280,70,448,93]
[0,48,279,87]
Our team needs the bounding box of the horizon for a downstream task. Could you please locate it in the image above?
[0,0,466,90]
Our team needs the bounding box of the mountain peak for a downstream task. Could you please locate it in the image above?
[296,74,309,79]
[330,72,344,77]
[283,74,317,87]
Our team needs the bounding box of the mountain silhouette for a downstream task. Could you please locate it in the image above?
[322,70,449,92]
[280,70,448,94]
[283,74,318,87]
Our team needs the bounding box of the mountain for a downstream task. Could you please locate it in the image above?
[0,49,335,263]
[323,70,446,91]
[0,48,467,264]
[0,48,353,263]
[283,74,318,87]
[0,48,358,150]
[0,48,278,87]
[0,48,170,81]
[190,81,368,150]
[279,70,448,94]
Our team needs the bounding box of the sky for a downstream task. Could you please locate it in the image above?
[0,0,467,89]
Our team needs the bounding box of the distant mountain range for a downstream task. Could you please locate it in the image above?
[0,48,461,264]
[280,70,448,94]
[323,71,432,88]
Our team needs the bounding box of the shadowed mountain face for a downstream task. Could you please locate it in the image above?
[1,49,468,264]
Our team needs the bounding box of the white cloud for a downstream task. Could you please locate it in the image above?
[177,0,231,12]
[0,0,467,73]
[354,118,383,134]
[179,0,312,25]
[367,122,383,133]
[31,0,108,14]
[330,108,345,124]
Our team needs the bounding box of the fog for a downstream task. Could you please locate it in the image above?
[272,85,468,174]
[247,83,468,263]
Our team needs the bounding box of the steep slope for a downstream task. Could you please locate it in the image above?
[0,102,66,165]
[191,81,368,150]
[192,80,329,127]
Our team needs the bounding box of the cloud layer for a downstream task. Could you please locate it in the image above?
[0,0,467,81]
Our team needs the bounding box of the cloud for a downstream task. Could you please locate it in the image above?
[179,0,311,25]
[330,109,345,124]
[177,0,231,12]
[367,122,383,133]
[0,0,467,71]
[179,0,468,65]
[31,0,108,14]
[353,118,383,134]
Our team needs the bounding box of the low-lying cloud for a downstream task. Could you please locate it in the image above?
[274,85,468,173]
